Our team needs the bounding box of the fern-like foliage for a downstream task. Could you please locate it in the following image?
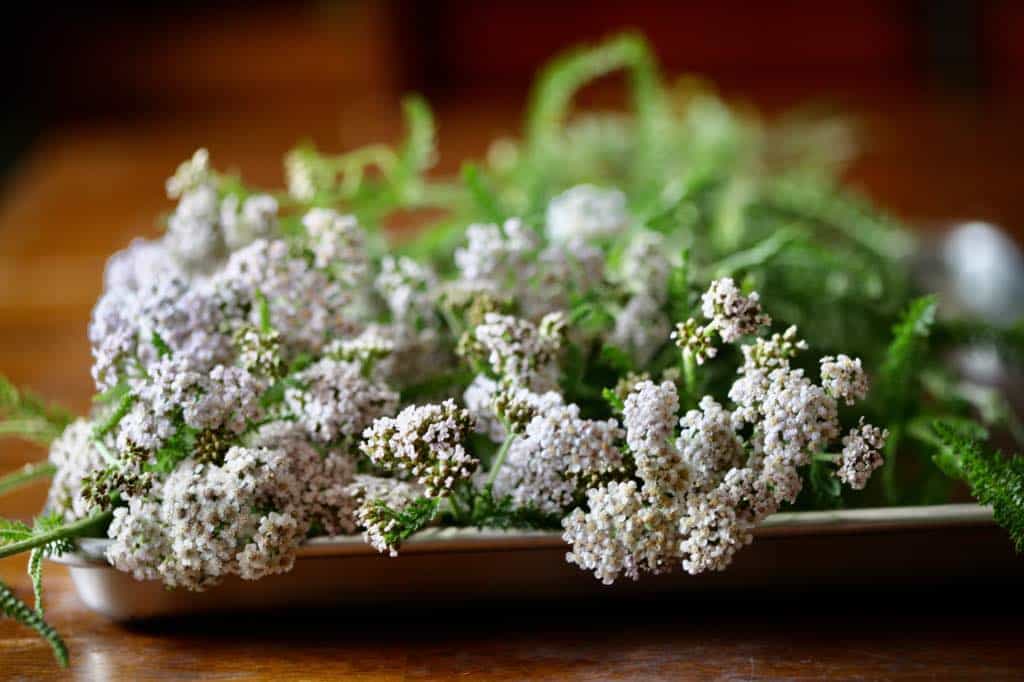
[363,497,441,552]
[28,547,44,614]
[91,392,135,441]
[465,485,564,531]
[0,579,68,667]
[0,518,32,545]
[879,295,938,414]
[933,421,1024,552]
[0,375,73,446]
[393,95,437,203]
[876,295,938,501]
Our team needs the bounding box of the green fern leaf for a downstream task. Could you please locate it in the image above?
[933,421,1024,552]
[0,518,32,545]
[0,375,74,445]
[0,579,68,667]
[28,548,44,615]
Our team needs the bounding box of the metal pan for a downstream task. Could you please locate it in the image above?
[51,503,1021,621]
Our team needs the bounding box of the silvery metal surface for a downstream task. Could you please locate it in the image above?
[914,220,1024,404]
[915,220,1024,324]
[52,504,1021,622]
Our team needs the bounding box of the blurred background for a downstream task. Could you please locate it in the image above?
[1,0,1024,481]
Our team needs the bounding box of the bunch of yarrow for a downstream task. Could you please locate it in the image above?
[2,34,1023,667]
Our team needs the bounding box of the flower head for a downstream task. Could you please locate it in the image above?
[820,354,869,405]
[361,400,476,497]
[837,419,887,489]
[166,148,211,199]
[546,185,629,243]
[701,277,770,343]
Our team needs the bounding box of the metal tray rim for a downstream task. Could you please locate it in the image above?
[53,502,994,568]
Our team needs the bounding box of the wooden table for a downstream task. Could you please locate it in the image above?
[2,101,1024,680]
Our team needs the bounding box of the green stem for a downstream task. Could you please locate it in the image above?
[812,452,839,463]
[882,424,904,504]
[0,461,57,497]
[0,419,62,445]
[486,432,518,488]
[0,511,112,560]
[681,349,698,404]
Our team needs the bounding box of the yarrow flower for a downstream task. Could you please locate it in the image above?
[466,312,565,391]
[739,325,807,372]
[623,380,687,499]
[671,318,717,365]
[493,399,624,514]
[44,147,895,611]
[361,400,476,497]
[546,184,629,243]
[345,476,429,556]
[820,354,870,405]
[106,434,358,589]
[45,419,108,522]
[836,419,888,489]
[302,208,369,285]
[701,277,770,342]
[612,294,670,366]
[165,184,224,273]
[376,255,438,324]
[165,148,211,199]
[455,218,538,285]
[676,396,744,490]
[285,358,398,444]
[563,480,680,584]
[220,193,279,251]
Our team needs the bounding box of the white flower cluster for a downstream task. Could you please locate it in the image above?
[453,209,611,320]
[117,356,266,452]
[673,277,771,365]
[820,354,869,405]
[361,400,477,497]
[545,184,629,243]
[456,218,538,285]
[700,277,770,342]
[470,312,565,391]
[622,380,687,498]
[345,475,428,556]
[162,150,280,277]
[376,255,438,324]
[563,480,680,584]
[611,229,674,366]
[57,151,895,594]
[216,238,359,354]
[493,397,624,514]
[302,209,369,285]
[562,279,888,583]
[837,418,888,489]
[284,359,398,444]
[45,419,109,522]
[106,421,360,589]
[677,396,745,490]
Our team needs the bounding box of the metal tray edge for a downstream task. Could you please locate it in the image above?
[52,503,994,568]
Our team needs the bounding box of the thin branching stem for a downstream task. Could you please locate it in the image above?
[0,461,56,497]
[0,511,111,560]
[486,432,518,488]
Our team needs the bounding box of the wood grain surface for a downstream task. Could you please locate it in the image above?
[2,99,1023,680]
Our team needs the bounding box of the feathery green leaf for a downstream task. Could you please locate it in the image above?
[0,579,68,667]
[933,421,1024,552]
[28,548,44,615]
[0,375,73,446]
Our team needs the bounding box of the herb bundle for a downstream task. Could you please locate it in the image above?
[2,34,1022,666]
